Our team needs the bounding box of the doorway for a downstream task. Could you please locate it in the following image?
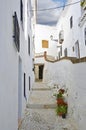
[39,65,44,80]
[35,64,44,81]
[75,40,80,58]
[64,48,67,57]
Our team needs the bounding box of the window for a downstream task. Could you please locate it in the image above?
[20,0,23,23]
[13,12,20,52]
[70,16,73,28]
[84,27,86,46]
[72,46,74,52]
[64,48,67,57]
[28,35,30,55]
[32,58,35,71]
[42,40,48,48]
[59,30,64,44]
[24,73,26,99]
[60,46,62,56]
[75,40,80,58]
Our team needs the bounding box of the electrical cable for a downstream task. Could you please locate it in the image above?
[29,0,80,12]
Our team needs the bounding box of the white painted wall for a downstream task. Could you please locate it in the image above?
[35,24,58,57]
[20,0,34,117]
[56,0,86,58]
[0,0,34,129]
[43,60,86,130]
[18,0,35,121]
[0,0,19,129]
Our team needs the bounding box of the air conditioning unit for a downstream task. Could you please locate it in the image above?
[59,30,64,44]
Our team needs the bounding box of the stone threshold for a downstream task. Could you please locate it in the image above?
[26,103,57,109]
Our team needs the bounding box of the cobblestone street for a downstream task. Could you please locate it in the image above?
[19,82,78,130]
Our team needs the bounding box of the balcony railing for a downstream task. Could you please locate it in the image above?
[13,12,20,52]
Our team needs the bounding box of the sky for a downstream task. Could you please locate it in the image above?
[32,0,67,26]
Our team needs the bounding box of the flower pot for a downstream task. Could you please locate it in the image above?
[57,98,64,105]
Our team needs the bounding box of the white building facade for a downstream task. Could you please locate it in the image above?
[34,24,58,81]
[0,0,34,130]
[56,0,86,58]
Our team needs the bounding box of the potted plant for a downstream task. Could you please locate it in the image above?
[56,103,68,118]
[55,88,68,118]
[56,89,65,105]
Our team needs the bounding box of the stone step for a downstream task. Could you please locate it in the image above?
[31,87,51,91]
[26,103,57,109]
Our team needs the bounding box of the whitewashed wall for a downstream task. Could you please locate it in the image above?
[56,0,86,58]
[43,60,86,130]
[0,0,34,130]
[0,0,19,129]
[20,0,34,118]
[35,24,58,58]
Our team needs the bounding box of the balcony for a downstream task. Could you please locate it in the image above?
[59,30,64,44]
[78,10,86,27]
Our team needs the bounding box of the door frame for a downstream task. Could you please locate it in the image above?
[35,64,44,81]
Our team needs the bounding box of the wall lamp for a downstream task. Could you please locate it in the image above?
[50,35,58,42]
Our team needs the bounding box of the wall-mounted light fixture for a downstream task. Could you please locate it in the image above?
[50,35,58,42]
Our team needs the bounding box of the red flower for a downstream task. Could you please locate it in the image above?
[59,89,65,94]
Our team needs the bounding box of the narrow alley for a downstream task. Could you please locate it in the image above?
[19,82,77,130]
[0,0,86,130]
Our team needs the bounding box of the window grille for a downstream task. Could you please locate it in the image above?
[70,16,73,28]
[84,27,86,45]
[28,35,30,55]
[20,0,23,23]
[13,12,20,52]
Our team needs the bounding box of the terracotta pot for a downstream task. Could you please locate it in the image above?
[57,98,64,105]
